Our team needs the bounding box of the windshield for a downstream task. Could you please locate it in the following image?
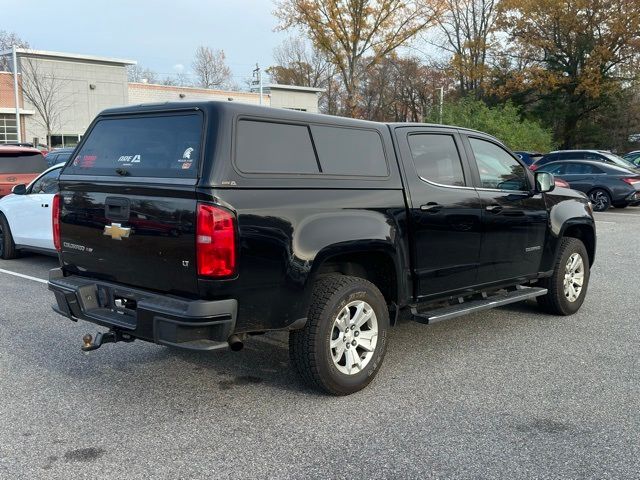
[64,113,203,178]
[0,151,47,174]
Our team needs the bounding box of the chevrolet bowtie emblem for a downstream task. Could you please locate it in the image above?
[103,223,131,240]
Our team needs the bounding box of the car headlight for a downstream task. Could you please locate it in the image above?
[587,201,593,214]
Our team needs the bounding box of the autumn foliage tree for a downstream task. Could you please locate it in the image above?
[275,0,443,117]
[496,0,640,148]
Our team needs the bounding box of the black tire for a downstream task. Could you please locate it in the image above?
[289,274,389,395]
[0,213,18,260]
[588,188,611,212]
[537,237,590,315]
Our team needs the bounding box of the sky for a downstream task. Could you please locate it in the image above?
[1,0,291,85]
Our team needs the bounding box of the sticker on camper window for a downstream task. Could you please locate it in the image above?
[181,162,192,170]
[118,155,141,164]
[76,155,97,168]
[182,147,194,160]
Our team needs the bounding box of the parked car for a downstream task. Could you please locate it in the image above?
[536,160,640,211]
[45,147,76,167]
[0,163,64,258]
[532,149,639,172]
[0,145,48,197]
[513,151,544,166]
[623,150,640,166]
[49,102,596,395]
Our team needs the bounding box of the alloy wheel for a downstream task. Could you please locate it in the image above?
[329,300,378,375]
[589,190,610,212]
[563,253,584,302]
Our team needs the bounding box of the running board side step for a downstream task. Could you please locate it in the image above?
[411,287,547,325]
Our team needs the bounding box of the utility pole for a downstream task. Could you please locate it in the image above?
[12,45,21,142]
[438,86,444,124]
[252,63,263,105]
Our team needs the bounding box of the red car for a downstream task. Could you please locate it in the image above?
[0,146,48,197]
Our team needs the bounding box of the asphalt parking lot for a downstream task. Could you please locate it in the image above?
[1,209,639,479]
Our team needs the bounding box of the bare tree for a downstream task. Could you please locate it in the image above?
[127,64,158,84]
[435,0,499,97]
[159,72,193,87]
[192,46,232,89]
[268,37,333,88]
[19,55,69,146]
[0,30,29,71]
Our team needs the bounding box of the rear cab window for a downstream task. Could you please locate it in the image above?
[64,113,203,178]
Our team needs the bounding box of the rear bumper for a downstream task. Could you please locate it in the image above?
[48,268,237,350]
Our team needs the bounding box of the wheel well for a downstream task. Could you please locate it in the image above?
[315,251,398,306]
[563,224,595,265]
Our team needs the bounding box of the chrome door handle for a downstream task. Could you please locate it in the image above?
[485,205,503,213]
[420,203,442,212]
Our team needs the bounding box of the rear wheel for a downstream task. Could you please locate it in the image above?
[0,214,18,260]
[588,188,611,212]
[289,274,389,395]
[537,237,590,315]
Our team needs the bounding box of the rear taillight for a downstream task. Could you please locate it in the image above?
[622,177,640,185]
[554,178,570,188]
[529,164,539,171]
[196,203,236,278]
[52,193,61,252]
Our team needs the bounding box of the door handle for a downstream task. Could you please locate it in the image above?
[485,205,503,213]
[420,202,442,212]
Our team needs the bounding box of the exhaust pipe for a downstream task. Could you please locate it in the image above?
[227,334,244,351]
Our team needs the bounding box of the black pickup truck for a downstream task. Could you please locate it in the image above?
[49,102,595,395]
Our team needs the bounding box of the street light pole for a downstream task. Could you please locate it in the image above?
[252,63,263,105]
[12,45,21,142]
[438,86,444,124]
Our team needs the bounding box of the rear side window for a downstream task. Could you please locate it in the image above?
[565,163,601,174]
[408,134,465,186]
[0,151,47,174]
[64,114,203,178]
[235,120,319,174]
[310,125,387,176]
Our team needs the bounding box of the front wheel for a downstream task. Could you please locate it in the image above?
[537,237,590,315]
[588,188,611,212]
[289,274,389,395]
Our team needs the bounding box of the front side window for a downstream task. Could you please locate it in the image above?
[543,163,566,174]
[469,137,528,191]
[408,134,465,187]
[30,168,61,194]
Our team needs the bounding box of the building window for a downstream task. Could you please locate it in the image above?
[0,114,18,144]
[50,133,83,148]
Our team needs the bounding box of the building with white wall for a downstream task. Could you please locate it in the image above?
[0,48,324,148]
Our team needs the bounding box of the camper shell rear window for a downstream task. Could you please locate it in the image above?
[64,113,203,178]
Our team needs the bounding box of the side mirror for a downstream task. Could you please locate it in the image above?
[535,172,555,193]
[11,184,27,195]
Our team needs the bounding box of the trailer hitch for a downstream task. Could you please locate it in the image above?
[81,330,134,353]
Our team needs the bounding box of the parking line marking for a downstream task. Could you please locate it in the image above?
[0,268,48,285]
[596,221,616,224]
